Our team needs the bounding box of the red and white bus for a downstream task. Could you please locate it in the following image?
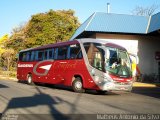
[17,38,133,93]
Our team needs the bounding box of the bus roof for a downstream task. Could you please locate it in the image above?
[20,40,79,52]
[76,38,127,51]
[19,38,127,53]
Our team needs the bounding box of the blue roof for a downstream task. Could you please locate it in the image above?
[70,12,160,40]
[148,12,160,33]
[70,14,93,40]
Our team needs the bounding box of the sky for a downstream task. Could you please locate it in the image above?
[0,0,160,37]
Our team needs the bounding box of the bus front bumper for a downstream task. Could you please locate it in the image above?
[100,81,133,91]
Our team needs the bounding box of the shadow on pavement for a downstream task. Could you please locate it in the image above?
[0,84,9,88]
[132,87,160,99]
[1,84,69,120]
[19,81,116,96]
[1,81,94,120]
[37,83,120,96]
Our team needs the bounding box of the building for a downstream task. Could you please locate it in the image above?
[70,12,160,81]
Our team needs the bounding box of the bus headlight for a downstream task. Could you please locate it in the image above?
[94,75,100,82]
[104,75,113,83]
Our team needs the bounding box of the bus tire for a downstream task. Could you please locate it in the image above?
[27,74,33,85]
[96,90,107,94]
[17,79,21,83]
[72,77,85,93]
[126,87,133,92]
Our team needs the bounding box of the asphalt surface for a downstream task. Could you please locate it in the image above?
[0,79,160,120]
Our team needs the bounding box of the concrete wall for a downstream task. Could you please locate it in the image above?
[138,36,160,76]
[91,33,160,76]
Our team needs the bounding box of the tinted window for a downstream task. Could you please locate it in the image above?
[19,52,23,61]
[22,52,27,62]
[30,51,35,61]
[48,49,54,59]
[26,52,31,61]
[69,44,82,59]
[57,46,68,60]
[19,49,54,62]
[35,51,44,61]
[44,50,48,60]
[77,51,83,59]
[19,52,32,62]
[43,49,54,60]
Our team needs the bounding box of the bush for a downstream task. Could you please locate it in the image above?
[0,70,16,77]
[9,71,16,77]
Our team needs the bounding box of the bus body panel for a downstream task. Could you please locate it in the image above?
[17,59,100,90]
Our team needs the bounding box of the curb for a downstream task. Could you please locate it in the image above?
[133,82,159,88]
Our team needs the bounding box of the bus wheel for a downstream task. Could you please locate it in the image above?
[27,74,33,85]
[96,90,107,94]
[72,77,85,93]
[17,79,21,83]
[126,87,133,92]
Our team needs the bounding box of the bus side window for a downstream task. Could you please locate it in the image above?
[30,51,35,61]
[44,50,48,60]
[57,46,68,60]
[77,51,83,59]
[48,48,54,59]
[36,50,44,61]
[22,52,27,62]
[69,44,82,59]
[26,52,31,61]
[19,52,23,61]
[43,48,54,60]
[54,48,58,60]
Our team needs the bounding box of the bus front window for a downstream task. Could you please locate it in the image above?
[105,47,132,78]
[84,43,105,72]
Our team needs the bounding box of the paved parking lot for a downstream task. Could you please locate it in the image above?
[0,79,160,120]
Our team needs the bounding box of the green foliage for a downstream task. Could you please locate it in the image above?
[5,9,80,52]
[2,9,79,73]
[1,48,15,71]
[0,34,8,43]
[5,24,27,52]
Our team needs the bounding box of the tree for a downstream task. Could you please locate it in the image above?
[0,34,9,69]
[5,9,80,52]
[0,48,5,68]
[131,4,159,16]
[3,9,80,71]
[25,9,80,47]
[5,23,27,52]
[0,34,9,48]
[1,49,15,71]
[0,34,9,43]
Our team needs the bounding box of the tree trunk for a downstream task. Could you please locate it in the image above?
[7,58,10,71]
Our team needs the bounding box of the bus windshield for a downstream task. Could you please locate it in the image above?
[84,42,132,78]
[105,47,132,78]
